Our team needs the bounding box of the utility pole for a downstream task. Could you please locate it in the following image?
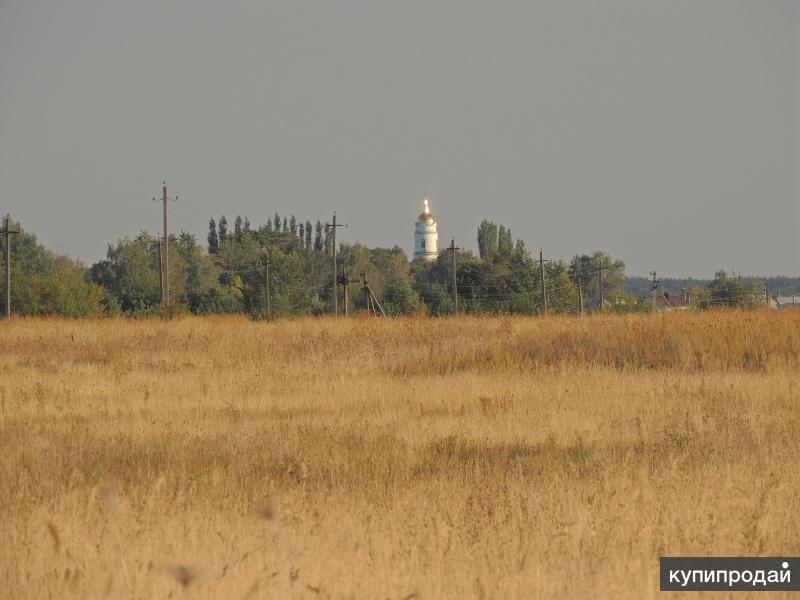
[325,212,344,317]
[342,267,348,316]
[448,237,460,316]
[162,182,169,314]
[157,240,164,306]
[2,214,20,319]
[764,282,771,306]
[578,280,584,316]
[340,266,359,316]
[262,248,271,320]
[153,182,176,318]
[537,249,550,316]
[597,256,604,311]
[362,271,371,314]
[260,234,285,320]
[650,270,660,313]
[360,271,386,317]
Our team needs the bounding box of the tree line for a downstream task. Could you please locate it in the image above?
[0,213,771,317]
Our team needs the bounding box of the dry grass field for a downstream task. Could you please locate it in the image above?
[1,311,799,598]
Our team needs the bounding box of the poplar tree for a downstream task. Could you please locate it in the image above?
[208,219,219,254]
[497,225,513,258]
[314,221,323,252]
[218,216,228,245]
[477,220,499,260]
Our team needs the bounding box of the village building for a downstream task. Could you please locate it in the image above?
[413,198,438,261]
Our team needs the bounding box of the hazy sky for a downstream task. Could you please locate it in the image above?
[1,1,797,277]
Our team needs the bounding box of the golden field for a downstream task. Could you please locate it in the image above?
[1,311,799,599]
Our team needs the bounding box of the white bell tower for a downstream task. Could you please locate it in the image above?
[414,198,438,260]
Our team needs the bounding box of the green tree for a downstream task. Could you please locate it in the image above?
[477,220,499,260]
[314,221,324,252]
[0,222,108,317]
[568,252,625,309]
[207,218,219,254]
[218,216,228,246]
[90,233,163,314]
[497,226,513,259]
[305,220,313,250]
[546,263,579,314]
[704,271,761,308]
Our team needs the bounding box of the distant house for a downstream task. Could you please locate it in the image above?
[769,296,800,309]
[661,292,690,311]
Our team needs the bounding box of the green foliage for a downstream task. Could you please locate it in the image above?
[218,216,228,245]
[568,251,625,309]
[339,244,421,315]
[90,233,163,314]
[701,271,762,309]
[477,220,498,260]
[1,225,106,317]
[6,214,707,319]
[497,226,513,259]
[476,220,514,262]
[207,219,219,255]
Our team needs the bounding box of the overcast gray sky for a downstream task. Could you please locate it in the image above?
[1,0,797,277]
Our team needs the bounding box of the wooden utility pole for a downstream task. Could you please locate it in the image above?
[260,234,285,320]
[578,280,584,316]
[157,240,164,306]
[161,183,169,313]
[448,237,460,316]
[340,266,359,316]
[650,271,659,313]
[764,282,771,306]
[360,272,386,317]
[2,214,20,319]
[537,249,550,315]
[362,271,371,314]
[597,256,604,311]
[325,212,344,317]
[262,248,271,319]
[343,267,348,316]
[153,182,176,318]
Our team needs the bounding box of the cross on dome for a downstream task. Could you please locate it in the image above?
[414,196,438,260]
[417,198,435,224]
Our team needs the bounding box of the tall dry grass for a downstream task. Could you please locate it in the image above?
[1,310,799,598]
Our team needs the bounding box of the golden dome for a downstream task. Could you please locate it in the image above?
[416,198,435,224]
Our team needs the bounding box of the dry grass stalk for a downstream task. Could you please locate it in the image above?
[0,311,798,598]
